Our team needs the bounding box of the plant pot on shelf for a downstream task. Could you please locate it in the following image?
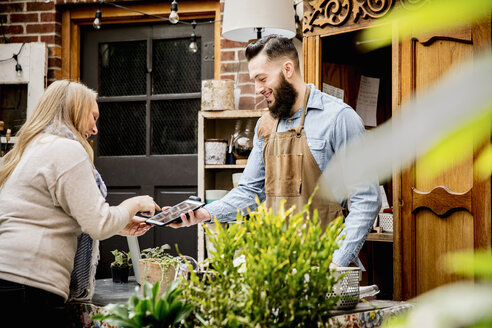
[139,259,177,297]
[110,249,131,283]
[111,265,130,283]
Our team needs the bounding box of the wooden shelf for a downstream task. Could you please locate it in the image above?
[199,109,266,119]
[205,164,247,169]
[366,232,393,243]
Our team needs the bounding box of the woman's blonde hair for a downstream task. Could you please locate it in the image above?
[0,80,97,187]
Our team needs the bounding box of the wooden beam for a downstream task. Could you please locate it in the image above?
[61,10,71,79]
[61,1,221,82]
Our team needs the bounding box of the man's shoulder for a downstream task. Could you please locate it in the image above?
[308,85,351,114]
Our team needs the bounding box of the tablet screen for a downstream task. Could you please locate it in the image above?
[146,199,204,226]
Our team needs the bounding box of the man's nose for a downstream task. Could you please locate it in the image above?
[255,83,264,95]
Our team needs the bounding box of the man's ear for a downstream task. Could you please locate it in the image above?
[282,60,295,79]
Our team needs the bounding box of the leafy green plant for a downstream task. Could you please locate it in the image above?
[141,244,173,260]
[111,249,132,268]
[92,280,192,328]
[181,194,345,327]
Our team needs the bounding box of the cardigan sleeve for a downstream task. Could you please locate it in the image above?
[49,146,129,240]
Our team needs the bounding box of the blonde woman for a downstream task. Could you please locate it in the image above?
[0,80,159,326]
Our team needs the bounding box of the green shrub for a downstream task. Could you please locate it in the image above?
[182,195,345,327]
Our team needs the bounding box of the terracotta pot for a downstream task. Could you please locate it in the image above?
[139,259,176,297]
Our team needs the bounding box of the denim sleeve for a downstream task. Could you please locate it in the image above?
[330,108,382,266]
[204,121,266,222]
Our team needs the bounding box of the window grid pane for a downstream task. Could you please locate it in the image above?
[152,38,202,94]
[151,99,199,155]
[97,102,146,156]
[99,41,147,96]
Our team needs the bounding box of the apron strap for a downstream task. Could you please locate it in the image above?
[271,84,311,135]
[295,85,311,137]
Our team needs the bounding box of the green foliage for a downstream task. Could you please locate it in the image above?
[358,0,492,182]
[181,196,345,327]
[141,244,181,266]
[361,0,492,52]
[418,108,492,181]
[92,280,192,328]
[111,249,132,268]
[444,250,492,281]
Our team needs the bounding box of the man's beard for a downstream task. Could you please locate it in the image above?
[268,73,298,119]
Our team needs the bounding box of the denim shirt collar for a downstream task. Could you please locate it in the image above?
[287,83,324,120]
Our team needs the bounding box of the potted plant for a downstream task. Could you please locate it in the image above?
[139,244,181,297]
[111,249,131,283]
[92,280,192,327]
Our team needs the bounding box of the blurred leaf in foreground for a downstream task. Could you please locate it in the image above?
[319,54,492,202]
[361,0,492,52]
[444,250,492,281]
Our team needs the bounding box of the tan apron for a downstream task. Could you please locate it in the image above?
[263,86,345,230]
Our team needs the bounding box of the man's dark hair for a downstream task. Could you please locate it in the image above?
[245,35,299,69]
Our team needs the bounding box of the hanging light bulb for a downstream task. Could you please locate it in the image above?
[13,54,22,78]
[15,63,22,78]
[189,32,198,53]
[169,0,179,24]
[294,3,300,30]
[189,20,198,53]
[93,9,102,30]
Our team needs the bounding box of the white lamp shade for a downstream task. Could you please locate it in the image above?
[222,0,296,42]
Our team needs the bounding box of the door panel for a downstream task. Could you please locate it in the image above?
[81,22,213,278]
[398,25,491,299]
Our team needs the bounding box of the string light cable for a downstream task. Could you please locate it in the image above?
[0,43,25,77]
[92,0,300,50]
[93,0,219,53]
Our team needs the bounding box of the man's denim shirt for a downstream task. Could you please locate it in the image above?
[205,84,381,267]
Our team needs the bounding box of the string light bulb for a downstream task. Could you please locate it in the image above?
[169,0,179,24]
[93,9,102,29]
[294,3,300,30]
[15,63,22,77]
[189,20,198,53]
[13,54,22,78]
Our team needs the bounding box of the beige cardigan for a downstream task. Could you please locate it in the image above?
[0,134,129,300]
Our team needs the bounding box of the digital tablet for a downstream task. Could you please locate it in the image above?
[146,197,205,226]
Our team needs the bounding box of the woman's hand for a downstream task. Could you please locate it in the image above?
[120,195,161,218]
[119,216,152,236]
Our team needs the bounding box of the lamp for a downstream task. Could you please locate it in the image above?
[222,0,296,42]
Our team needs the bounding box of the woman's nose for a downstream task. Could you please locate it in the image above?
[92,125,98,135]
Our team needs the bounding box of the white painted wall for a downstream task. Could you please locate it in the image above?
[0,42,47,118]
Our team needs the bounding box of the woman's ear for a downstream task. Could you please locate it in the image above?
[282,60,295,79]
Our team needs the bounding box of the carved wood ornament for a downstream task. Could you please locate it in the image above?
[303,0,395,33]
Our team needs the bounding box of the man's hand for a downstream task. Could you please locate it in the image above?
[168,207,211,229]
[119,216,152,236]
[330,262,341,269]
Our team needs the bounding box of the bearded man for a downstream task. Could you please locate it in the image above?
[170,35,381,268]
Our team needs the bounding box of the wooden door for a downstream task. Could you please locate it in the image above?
[81,22,214,278]
[395,22,491,300]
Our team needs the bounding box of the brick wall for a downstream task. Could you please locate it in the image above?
[0,0,262,108]
[218,0,265,110]
[0,1,65,84]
